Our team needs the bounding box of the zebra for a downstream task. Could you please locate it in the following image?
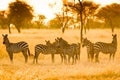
[45,40,64,63]
[71,43,81,63]
[75,42,80,61]
[56,37,78,64]
[94,34,117,62]
[33,41,57,64]
[82,38,94,62]
[2,34,30,63]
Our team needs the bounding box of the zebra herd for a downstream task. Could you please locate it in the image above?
[2,34,117,64]
[82,34,117,63]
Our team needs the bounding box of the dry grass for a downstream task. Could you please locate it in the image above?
[0,29,120,80]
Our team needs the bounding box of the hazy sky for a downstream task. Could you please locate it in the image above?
[0,0,119,20]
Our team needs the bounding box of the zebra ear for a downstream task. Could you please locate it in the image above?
[112,34,117,37]
[5,34,8,37]
[57,37,59,40]
[112,34,114,36]
[55,38,58,41]
[45,40,49,43]
[2,34,5,37]
[45,40,47,42]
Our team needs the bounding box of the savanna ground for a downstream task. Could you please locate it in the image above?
[0,29,120,80]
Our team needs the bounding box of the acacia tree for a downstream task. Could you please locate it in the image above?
[35,14,46,28]
[64,1,99,33]
[96,3,120,32]
[7,0,34,33]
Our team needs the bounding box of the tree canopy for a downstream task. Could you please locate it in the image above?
[96,3,120,32]
[7,0,34,33]
[63,1,99,32]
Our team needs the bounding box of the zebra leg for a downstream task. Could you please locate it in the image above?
[109,53,112,61]
[78,53,80,61]
[90,52,94,62]
[22,50,28,63]
[112,53,115,61]
[51,54,55,63]
[34,52,40,63]
[60,53,63,63]
[8,52,13,63]
[74,54,77,63]
[87,53,90,62]
[27,48,30,56]
[72,56,75,65]
[63,53,67,64]
[95,53,99,63]
[68,56,70,64]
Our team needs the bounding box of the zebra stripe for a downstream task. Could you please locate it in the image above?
[45,40,64,63]
[2,34,30,63]
[33,41,57,63]
[70,43,80,62]
[94,34,117,62]
[82,38,94,62]
[56,37,78,64]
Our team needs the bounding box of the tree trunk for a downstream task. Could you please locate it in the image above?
[8,24,11,34]
[16,25,21,33]
[78,0,83,43]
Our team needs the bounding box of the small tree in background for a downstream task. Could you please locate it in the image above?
[96,3,120,33]
[7,0,34,33]
[48,17,62,29]
[35,14,46,28]
[0,10,8,29]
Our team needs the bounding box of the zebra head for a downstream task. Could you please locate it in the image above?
[54,38,61,48]
[45,40,51,46]
[2,34,9,44]
[112,34,117,39]
[82,38,88,47]
[112,34,117,46]
[56,37,69,48]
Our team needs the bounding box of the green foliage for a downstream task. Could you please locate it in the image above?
[7,0,34,33]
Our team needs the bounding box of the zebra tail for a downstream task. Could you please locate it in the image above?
[28,48,30,56]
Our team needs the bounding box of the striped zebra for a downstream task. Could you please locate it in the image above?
[82,38,94,62]
[70,43,80,62]
[33,41,57,63]
[45,40,64,63]
[2,34,30,63]
[94,34,117,62]
[56,37,78,64]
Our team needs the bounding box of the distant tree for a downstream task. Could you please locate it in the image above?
[96,3,120,32]
[0,10,8,29]
[64,1,99,33]
[35,14,46,28]
[48,17,62,29]
[7,0,34,33]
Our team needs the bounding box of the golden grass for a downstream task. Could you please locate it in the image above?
[0,29,120,80]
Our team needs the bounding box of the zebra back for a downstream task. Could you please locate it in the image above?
[45,40,57,54]
[35,44,50,54]
[2,34,30,63]
[94,34,117,53]
[2,34,29,52]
